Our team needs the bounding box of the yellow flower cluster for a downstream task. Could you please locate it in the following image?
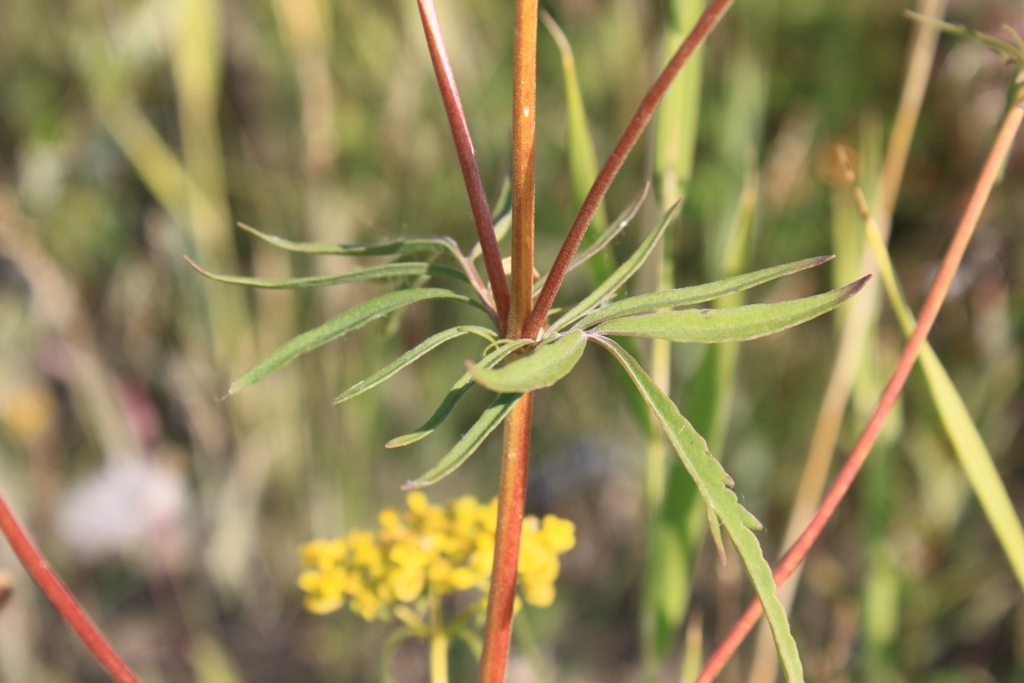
[298,492,575,620]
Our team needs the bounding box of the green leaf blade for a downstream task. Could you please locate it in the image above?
[401,392,523,490]
[229,288,475,395]
[470,331,587,393]
[332,325,496,405]
[386,340,532,448]
[579,255,834,328]
[237,222,456,257]
[186,257,470,289]
[595,276,869,343]
[546,200,683,336]
[593,336,804,683]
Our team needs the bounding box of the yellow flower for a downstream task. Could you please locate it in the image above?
[296,494,576,623]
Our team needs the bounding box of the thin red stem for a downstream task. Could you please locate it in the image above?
[522,0,735,340]
[695,104,1024,683]
[416,0,510,330]
[478,394,534,683]
[0,487,142,683]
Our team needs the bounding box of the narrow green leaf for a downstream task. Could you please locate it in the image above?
[229,288,476,394]
[186,256,470,288]
[332,326,497,405]
[594,276,869,343]
[237,222,456,257]
[565,184,650,275]
[386,340,532,448]
[401,392,523,489]
[470,331,587,393]
[546,200,683,336]
[579,255,834,328]
[593,336,804,683]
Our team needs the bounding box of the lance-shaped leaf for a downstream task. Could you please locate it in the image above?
[578,255,834,328]
[470,331,587,393]
[592,336,804,683]
[386,339,532,448]
[402,392,523,489]
[546,199,683,336]
[594,276,869,343]
[229,288,477,395]
[186,257,470,288]
[238,222,457,257]
[333,325,497,405]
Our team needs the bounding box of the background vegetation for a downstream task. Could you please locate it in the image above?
[0,0,1022,681]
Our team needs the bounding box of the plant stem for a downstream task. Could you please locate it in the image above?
[479,393,534,683]
[508,0,539,339]
[522,0,735,340]
[416,0,510,329]
[430,592,450,683]
[694,102,1024,683]
[477,3,539,680]
[0,488,142,683]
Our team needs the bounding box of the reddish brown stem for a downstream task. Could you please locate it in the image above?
[478,394,534,683]
[695,104,1024,683]
[416,0,510,330]
[0,487,142,683]
[507,0,539,339]
[521,0,734,340]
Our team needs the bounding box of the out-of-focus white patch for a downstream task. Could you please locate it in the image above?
[56,459,193,573]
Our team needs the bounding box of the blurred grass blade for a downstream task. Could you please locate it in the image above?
[579,255,834,328]
[402,392,524,489]
[863,218,1024,589]
[386,339,532,448]
[594,276,869,343]
[471,331,586,393]
[593,336,804,683]
[333,325,497,405]
[547,200,683,335]
[380,627,420,683]
[565,183,650,276]
[237,222,456,257]
[229,288,477,394]
[541,10,608,234]
[186,256,471,288]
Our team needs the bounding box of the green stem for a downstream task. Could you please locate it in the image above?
[430,592,450,683]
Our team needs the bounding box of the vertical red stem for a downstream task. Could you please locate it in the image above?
[0,488,142,683]
[478,394,534,683]
[695,104,1024,683]
[522,0,734,340]
[508,0,539,338]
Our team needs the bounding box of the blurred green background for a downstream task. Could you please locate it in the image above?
[1,0,1023,681]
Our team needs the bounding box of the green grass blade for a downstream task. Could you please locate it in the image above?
[385,339,532,448]
[594,276,869,343]
[578,255,834,328]
[332,325,497,405]
[546,200,683,336]
[541,11,608,234]
[401,392,523,489]
[229,288,475,395]
[593,336,803,683]
[470,331,586,393]
[186,256,470,288]
[864,220,1024,589]
[237,222,456,257]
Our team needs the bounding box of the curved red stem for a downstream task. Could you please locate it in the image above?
[695,104,1024,683]
[0,487,142,683]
